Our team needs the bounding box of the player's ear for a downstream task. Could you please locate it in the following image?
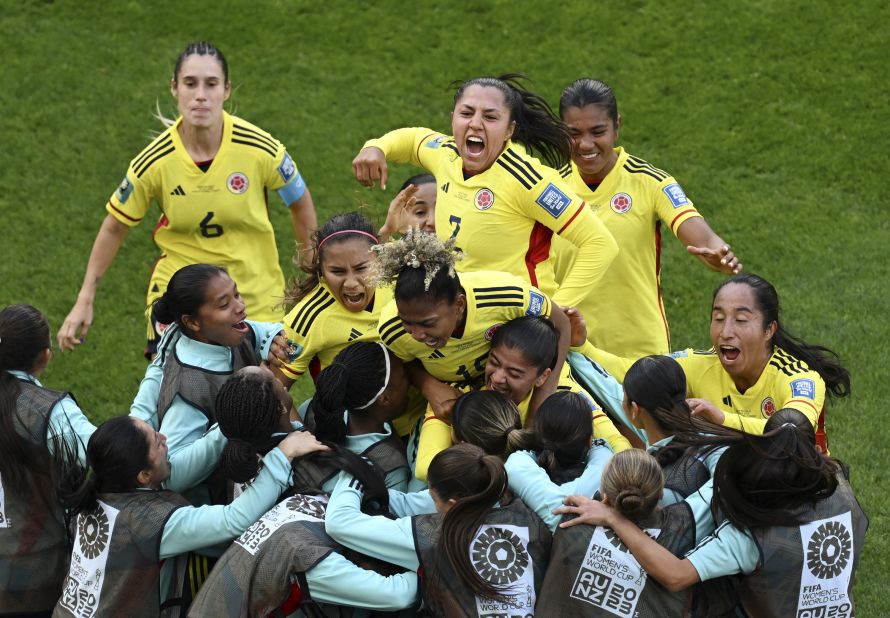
[223,80,231,102]
[506,120,516,142]
[533,367,551,389]
[170,78,178,99]
[180,314,201,337]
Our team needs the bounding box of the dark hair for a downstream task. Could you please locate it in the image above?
[531,392,592,483]
[216,369,286,483]
[284,212,378,307]
[452,391,531,459]
[152,264,229,338]
[173,41,229,83]
[428,444,510,602]
[60,417,150,515]
[764,408,817,444]
[0,305,53,495]
[453,73,571,168]
[374,230,461,306]
[490,316,558,374]
[398,173,436,193]
[559,78,619,126]
[714,274,850,398]
[309,342,392,444]
[302,444,391,515]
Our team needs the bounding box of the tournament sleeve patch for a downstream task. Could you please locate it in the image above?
[425,135,446,149]
[662,183,690,208]
[668,350,689,358]
[790,378,816,399]
[278,152,297,183]
[115,175,134,204]
[535,183,571,218]
[526,290,545,316]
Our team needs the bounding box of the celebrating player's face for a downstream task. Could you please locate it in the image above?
[452,85,516,174]
[485,344,550,405]
[185,273,250,347]
[562,104,620,182]
[171,53,231,130]
[407,182,437,233]
[397,296,466,350]
[710,282,777,385]
[320,239,376,313]
[137,419,171,487]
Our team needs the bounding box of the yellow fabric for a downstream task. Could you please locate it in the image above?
[364,128,617,308]
[378,270,551,385]
[108,112,297,327]
[280,282,394,379]
[552,147,702,357]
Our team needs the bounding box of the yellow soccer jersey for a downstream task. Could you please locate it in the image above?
[672,347,826,435]
[552,147,702,357]
[108,112,307,328]
[378,271,552,385]
[364,128,617,308]
[280,283,394,381]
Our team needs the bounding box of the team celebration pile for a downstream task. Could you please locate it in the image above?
[1,41,867,618]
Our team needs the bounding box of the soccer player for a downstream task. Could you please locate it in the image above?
[568,274,851,453]
[352,74,618,310]
[57,41,317,357]
[555,78,740,357]
[378,172,437,240]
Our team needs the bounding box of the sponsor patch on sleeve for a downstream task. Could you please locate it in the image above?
[535,183,571,218]
[527,291,545,316]
[668,350,689,358]
[278,152,297,183]
[115,175,133,204]
[790,378,816,399]
[425,135,446,149]
[662,183,690,208]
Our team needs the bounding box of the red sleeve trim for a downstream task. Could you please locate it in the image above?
[669,208,698,231]
[107,200,142,223]
[557,202,586,235]
[414,132,442,161]
[786,398,820,414]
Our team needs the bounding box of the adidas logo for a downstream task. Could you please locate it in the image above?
[170,185,186,196]
[722,395,732,407]
[347,328,362,342]
[428,350,444,360]
[441,182,450,193]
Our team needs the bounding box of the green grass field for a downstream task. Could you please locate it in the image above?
[2,0,887,612]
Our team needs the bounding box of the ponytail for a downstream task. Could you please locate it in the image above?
[452,391,533,459]
[453,74,571,168]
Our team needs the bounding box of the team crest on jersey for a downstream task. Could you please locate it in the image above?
[527,291,545,316]
[278,153,297,183]
[227,172,249,194]
[484,323,504,341]
[115,176,133,204]
[425,136,446,149]
[535,183,571,218]
[610,192,633,214]
[761,397,777,417]
[791,378,816,399]
[474,188,495,211]
[662,183,690,208]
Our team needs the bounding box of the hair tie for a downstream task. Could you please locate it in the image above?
[354,342,391,410]
[317,229,378,250]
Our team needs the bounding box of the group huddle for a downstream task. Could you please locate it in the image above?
[1,41,866,618]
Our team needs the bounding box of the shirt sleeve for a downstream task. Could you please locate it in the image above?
[413,407,453,482]
[571,342,636,382]
[326,472,420,571]
[567,351,640,443]
[504,451,568,534]
[250,321,285,362]
[305,553,418,610]
[280,300,318,379]
[159,447,292,559]
[106,157,156,227]
[773,371,825,427]
[387,489,437,517]
[47,396,96,465]
[363,127,446,170]
[270,148,307,207]
[652,176,702,236]
[593,412,631,453]
[129,361,164,429]
[160,401,227,493]
[684,520,760,581]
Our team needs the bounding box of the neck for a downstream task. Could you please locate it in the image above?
[178,118,224,161]
[347,410,385,436]
[733,349,773,393]
[642,415,669,445]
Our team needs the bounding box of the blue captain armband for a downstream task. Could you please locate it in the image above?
[277,172,307,206]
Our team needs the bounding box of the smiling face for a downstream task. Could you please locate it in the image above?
[710,282,777,387]
[397,296,466,350]
[171,53,231,130]
[135,419,171,488]
[406,182,437,233]
[183,273,249,346]
[320,238,376,313]
[485,344,550,405]
[451,85,516,173]
[562,104,620,182]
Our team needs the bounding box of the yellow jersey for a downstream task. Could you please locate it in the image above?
[108,112,307,333]
[553,147,701,356]
[378,271,551,385]
[364,128,617,308]
[280,282,394,381]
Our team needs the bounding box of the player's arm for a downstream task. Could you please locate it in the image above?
[678,218,741,275]
[414,406,455,482]
[58,214,130,351]
[527,297,570,419]
[271,149,317,264]
[288,188,317,265]
[353,128,442,190]
[554,204,618,308]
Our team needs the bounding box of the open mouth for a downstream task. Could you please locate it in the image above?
[579,152,598,161]
[343,292,365,305]
[232,320,249,333]
[719,345,740,362]
[466,136,485,156]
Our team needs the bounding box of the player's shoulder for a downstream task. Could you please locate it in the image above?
[768,347,818,378]
[127,126,177,179]
[492,143,553,192]
[378,308,409,349]
[285,283,338,337]
[230,114,283,158]
[619,150,673,185]
[463,270,524,292]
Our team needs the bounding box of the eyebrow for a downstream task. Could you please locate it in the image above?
[712,305,754,313]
